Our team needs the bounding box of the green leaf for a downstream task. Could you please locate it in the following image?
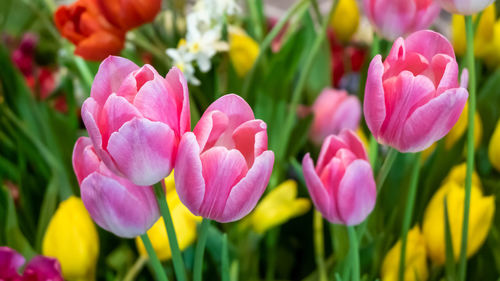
[35,175,59,251]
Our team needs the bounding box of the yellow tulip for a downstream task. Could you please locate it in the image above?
[330,0,359,43]
[229,27,259,77]
[443,162,481,188]
[42,196,99,281]
[381,226,428,281]
[422,181,495,265]
[452,5,495,57]
[489,120,500,172]
[135,173,201,261]
[444,103,482,150]
[247,180,311,234]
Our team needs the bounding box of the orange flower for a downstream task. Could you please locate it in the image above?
[54,0,125,60]
[96,0,161,30]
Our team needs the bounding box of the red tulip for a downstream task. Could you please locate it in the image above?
[96,0,161,31]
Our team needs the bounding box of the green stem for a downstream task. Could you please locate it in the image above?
[140,234,169,281]
[346,226,360,281]
[368,136,378,168]
[123,255,148,281]
[397,153,421,281]
[276,0,339,162]
[222,233,229,281]
[375,148,398,190]
[458,15,476,281]
[73,55,93,90]
[153,182,187,281]
[313,211,328,281]
[241,0,312,98]
[194,218,211,281]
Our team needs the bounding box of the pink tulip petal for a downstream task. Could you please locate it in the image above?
[337,160,376,225]
[116,65,158,102]
[430,54,459,93]
[413,2,440,30]
[107,118,176,186]
[0,247,25,279]
[72,137,100,184]
[175,132,206,215]
[373,0,416,40]
[401,87,468,152]
[193,110,229,152]
[232,119,268,167]
[221,150,274,222]
[460,68,469,89]
[364,55,387,137]
[405,30,455,62]
[81,172,159,238]
[23,256,63,281]
[330,96,361,133]
[91,56,139,105]
[198,147,248,220]
[316,135,348,174]
[339,130,369,161]
[100,94,142,148]
[165,67,191,135]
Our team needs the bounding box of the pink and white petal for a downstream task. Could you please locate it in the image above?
[316,135,348,174]
[72,137,100,184]
[107,118,176,186]
[174,132,206,215]
[460,68,469,89]
[339,130,369,161]
[405,30,455,61]
[91,56,139,105]
[430,54,459,93]
[413,2,440,31]
[198,147,249,221]
[166,67,191,135]
[401,87,468,152]
[194,110,229,152]
[385,37,406,65]
[330,95,361,133]
[364,55,387,137]
[220,150,274,222]
[100,94,142,147]
[337,160,376,225]
[232,119,268,167]
[373,0,416,40]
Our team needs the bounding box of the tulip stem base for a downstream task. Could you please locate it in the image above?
[153,182,187,281]
[194,218,211,281]
[140,234,169,281]
[346,226,360,281]
[397,152,421,281]
[313,211,328,281]
[459,15,476,281]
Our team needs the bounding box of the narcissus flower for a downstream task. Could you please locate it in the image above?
[423,180,495,265]
[96,0,161,30]
[81,56,190,186]
[364,30,468,152]
[363,0,440,40]
[42,196,99,281]
[302,130,376,225]
[489,120,500,172]
[330,0,359,42]
[229,27,259,77]
[246,180,311,234]
[436,0,494,15]
[72,137,160,238]
[136,173,201,261]
[381,226,428,281]
[0,247,64,281]
[175,94,274,222]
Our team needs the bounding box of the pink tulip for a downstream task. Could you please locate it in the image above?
[363,0,440,40]
[302,130,376,225]
[436,0,494,14]
[310,88,361,145]
[72,137,160,238]
[81,56,190,186]
[0,247,63,281]
[364,30,468,152]
[174,94,274,222]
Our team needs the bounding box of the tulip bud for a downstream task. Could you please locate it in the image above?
[135,173,201,261]
[444,102,482,150]
[423,181,495,265]
[229,27,259,77]
[330,0,359,42]
[381,226,428,281]
[436,0,494,15]
[42,196,99,281]
[489,120,500,172]
[247,180,311,234]
[302,130,376,225]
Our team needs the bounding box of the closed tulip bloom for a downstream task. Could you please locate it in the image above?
[72,137,160,238]
[81,56,190,186]
[489,120,500,172]
[247,180,311,234]
[135,173,201,261]
[444,162,481,188]
[0,247,64,281]
[310,88,361,145]
[436,0,494,15]
[423,181,495,265]
[42,196,99,281]
[96,0,161,31]
[364,30,468,152]
[330,0,360,42]
[54,0,125,61]
[175,94,274,222]
[381,226,428,281]
[363,0,440,40]
[229,27,259,77]
[302,130,376,225]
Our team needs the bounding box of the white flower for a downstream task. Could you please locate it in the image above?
[166,45,200,85]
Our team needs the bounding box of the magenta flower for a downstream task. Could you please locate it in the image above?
[302,130,376,225]
[363,0,440,40]
[175,94,274,222]
[364,30,468,152]
[436,0,494,14]
[72,137,160,238]
[310,88,361,145]
[0,247,63,281]
[81,56,190,186]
